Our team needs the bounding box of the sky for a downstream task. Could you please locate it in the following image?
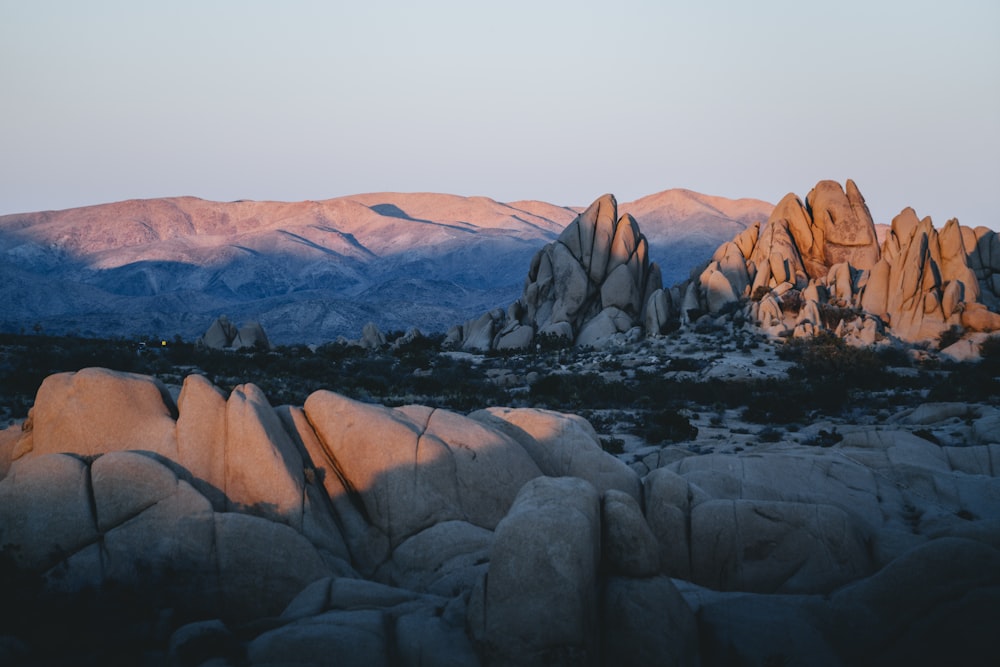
[2,0,998,228]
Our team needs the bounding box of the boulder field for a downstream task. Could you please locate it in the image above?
[1,367,998,664]
[450,181,1000,357]
[685,180,1000,355]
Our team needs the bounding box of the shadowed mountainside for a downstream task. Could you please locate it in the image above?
[0,191,771,343]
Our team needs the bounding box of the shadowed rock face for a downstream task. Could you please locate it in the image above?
[690,179,1000,350]
[448,194,668,350]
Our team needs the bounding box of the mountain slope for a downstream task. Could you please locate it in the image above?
[0,190,771,343]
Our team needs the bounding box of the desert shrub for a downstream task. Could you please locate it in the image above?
[803,428,842,447]
[634,408,698,444]
[937,325,965,350]
[778,290,803,314]
[751,285,771,301]
[535,331,572,351]
[757,426,783,442]
[600,436,625,454]
[818,304,862,330]
[779,332,887,389]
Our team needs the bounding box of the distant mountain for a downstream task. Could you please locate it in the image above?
[0,190,772,344]
[621,189,774,285]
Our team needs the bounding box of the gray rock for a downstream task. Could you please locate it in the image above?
[303,392,542,567]
[214,512,331,621]
[690,499,872,593]
[0,453,97,571]
[600,575,700,667]
[601,490,660,577]
[469,406,640,502]
[473,476,601,667]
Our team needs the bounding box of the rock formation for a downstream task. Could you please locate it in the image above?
[447,194,669,350]
[1,367,998,664]
[687,179,1000,352]
[198,315,271,350]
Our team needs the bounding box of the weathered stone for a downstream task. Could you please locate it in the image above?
[91,450,179,532]
[25,367,178,461]
[225,383,304,529]
[643,467,693,578]
[0,454,97,571]
[690,499,872,593]
[475,476,601,667]
[175,374,228,509]
[304,392,541,562]
[453,194,662,349]
[470,406,640,501]
[214,512,331,621]
[382,520,493,595]
[600,575,700,667]
[601,489,659,577]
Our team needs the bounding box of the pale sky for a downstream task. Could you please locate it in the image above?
[2,1,998,229]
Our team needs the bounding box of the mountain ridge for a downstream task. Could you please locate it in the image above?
[0,189,773,343]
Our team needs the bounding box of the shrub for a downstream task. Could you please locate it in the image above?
[757,426,783,442]
[751,285,771,301]
[778,290,803,314]
[937,325,965,350]
[803,428,842,447]
[634,408,698,444]
[600,437,625,455]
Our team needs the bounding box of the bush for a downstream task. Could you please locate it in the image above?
[758,426,783,442]
[803,428,842,447]
[600,437,625,455]
[634,408,698,444]
[937,325,965,350]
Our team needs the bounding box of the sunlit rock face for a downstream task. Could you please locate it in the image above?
[449,194,669,351]
[688,179,1000,351]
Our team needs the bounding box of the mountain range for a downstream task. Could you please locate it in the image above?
[0,190,772,344]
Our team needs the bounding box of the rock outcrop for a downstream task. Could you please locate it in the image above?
[448,194,667,350]
[198,315,271,350]
[2,367,998,664]
[687,179,1000,350]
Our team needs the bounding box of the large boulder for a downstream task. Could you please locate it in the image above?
[224,383,305,529]
[17,367,178,461]
[303,392,542,571]
[471,476,602,667]
[689,499,872,593]
[601,575,700,667]
[470,406,640,502]
[0,450,331,621]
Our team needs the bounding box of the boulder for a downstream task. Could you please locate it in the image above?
[473,476,601,667]
[600,575,700,667]
[380,520,493,595]
[601,489,659,577]
[303,392,542,567]
[359,321,387,349]
[21,367,178,461]
[643,468,694,578]
[829,537,1000,665]
[224,383,305,529]
[214,512,331,620]
[469,406,640,502]
[199,315,239,349]
[689,499,872,593]
[233,320,271,350]
[0,454,97,572]
[175,374,228,509]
